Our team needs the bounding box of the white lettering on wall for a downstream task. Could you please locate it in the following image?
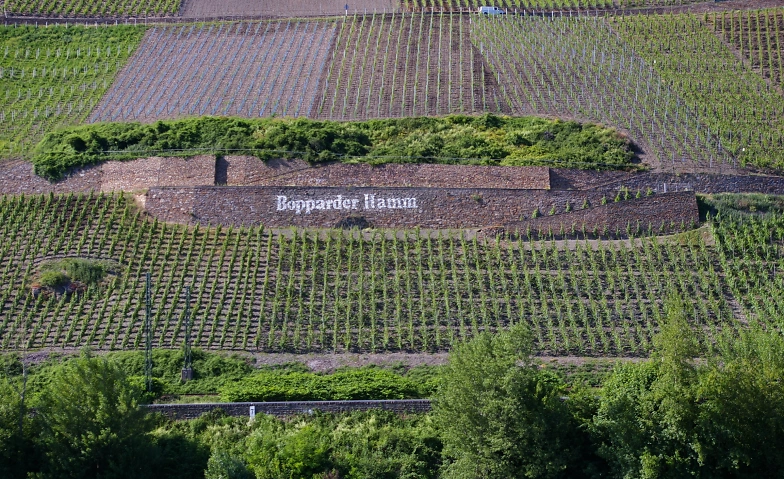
[275,194,419,214]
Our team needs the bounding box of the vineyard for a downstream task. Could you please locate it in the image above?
[90,21,336,122]
[0,24,145,153]
[401,0,707,13]
[710,9,784,90]
[472,15,729,172]
[3,0,181,17]
[0,192,776,356]
[613,12,784,170]
[315,13,508,119]
[0,10,783,174]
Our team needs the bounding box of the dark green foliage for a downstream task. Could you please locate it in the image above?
[32,115,637,180]
[592,298,784,478]
[241,411,441,479]
[38,270,69,288]
[220,368,420,402]
[0,377,37,479]
[108,349,254,397]
[34,352,156,479]
[434,323,590,479]
[37,258,117,286]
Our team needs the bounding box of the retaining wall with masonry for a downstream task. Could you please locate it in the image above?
[145,400,432,420]
[220,156,551,189]
[144,185,698,231]
[3,156,784,195]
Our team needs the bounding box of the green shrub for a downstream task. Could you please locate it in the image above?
[32,115,637,180]
[37,270,69,288]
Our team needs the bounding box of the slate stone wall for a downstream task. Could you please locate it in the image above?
[504,191,699,237]
[145,400,432,420]
[550,168,784,194]
[223,156,551,190]
[145,185,697,231]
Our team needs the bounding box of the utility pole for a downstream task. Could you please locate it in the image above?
[181,286,193,382]
[144,272,153,392]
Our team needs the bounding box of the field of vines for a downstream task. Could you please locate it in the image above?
[710,9,784,91]
[613,12,784,170]
[401,0,706,13]
[316,13,509,120]
[90,21,336,123]
[0,24,144,154]
[0,192,771,357]
[3,0,181,17]
[472,15,729,172]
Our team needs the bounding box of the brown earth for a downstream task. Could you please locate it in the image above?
[181,0,399,18]
[315,13,510,119]
[90,21,336,123]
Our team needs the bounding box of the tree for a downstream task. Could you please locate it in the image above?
[592,296,701,479]
[693,330,784,477]
[35,352,155,479]
[434,323,587,479]
[0,373,37,479]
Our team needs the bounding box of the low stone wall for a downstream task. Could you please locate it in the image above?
[101,155,215,192]
[0,160,102,194]
[223,156,551,190]
[146,186,615,228]
[505,191,699,237]
[145,186,697,231]
[0,156,215,195]
[550,168,784,194]
[145,400,432,420]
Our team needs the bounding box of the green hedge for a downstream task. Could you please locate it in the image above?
[32,115,637,180]
[219,369,421,402]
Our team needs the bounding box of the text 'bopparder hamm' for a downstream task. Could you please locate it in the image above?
[276,194,419,215]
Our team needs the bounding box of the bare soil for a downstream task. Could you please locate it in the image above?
[90,21,336,123]
[315,13,510,120]
[181,0,399,18]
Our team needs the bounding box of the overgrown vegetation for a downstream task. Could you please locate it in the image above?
[32,115,637,180]
[3,305,784,479]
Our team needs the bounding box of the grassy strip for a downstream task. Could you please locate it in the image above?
[32,114,637,180]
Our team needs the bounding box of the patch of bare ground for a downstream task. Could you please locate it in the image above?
[90,21,336,123]
[181,0,398,18]
[11,348,639,372]
[315,13,509,120]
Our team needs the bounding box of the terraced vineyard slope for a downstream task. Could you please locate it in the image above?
[3,0,181,17]
[2,193,778,356]
[316,13,509,119]
[90,21,336,122]
[710,9,784,90]
[0,25,145,154]
[472,15,729,171]
[613,12,784,170]
[402,0,708,12]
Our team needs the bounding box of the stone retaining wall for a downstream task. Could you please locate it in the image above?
[145,185,697,231]
[222,156,551,190]
[145,400,432,420]
[550,169,784,194]
[145,186,606,228]
[505,191,699,237]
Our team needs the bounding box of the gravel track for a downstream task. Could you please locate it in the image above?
[182,0,399,18]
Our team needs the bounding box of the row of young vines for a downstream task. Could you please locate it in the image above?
[0,192,773,356]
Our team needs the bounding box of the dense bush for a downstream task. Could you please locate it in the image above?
[220,368,421,402]
[32,115,637,180]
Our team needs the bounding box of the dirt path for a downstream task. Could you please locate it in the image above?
[182,0,399,18]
